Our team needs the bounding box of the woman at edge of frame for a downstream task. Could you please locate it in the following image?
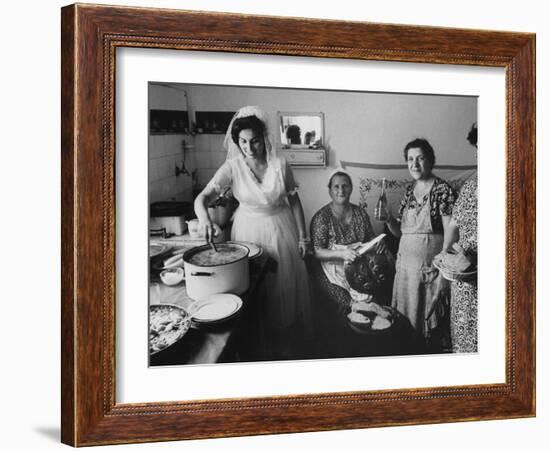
[438,123,479,353]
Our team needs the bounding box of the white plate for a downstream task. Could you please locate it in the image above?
[433,259,477,282]
[228,241,263,260]
[150,243,168,258]
[190,294,243,324]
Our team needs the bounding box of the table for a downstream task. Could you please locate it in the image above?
[149,246,269,366]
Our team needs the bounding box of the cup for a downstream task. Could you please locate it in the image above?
[186,219,201,238]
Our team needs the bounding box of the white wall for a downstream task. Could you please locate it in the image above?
[158,83,476,224]
[4,1,547,451]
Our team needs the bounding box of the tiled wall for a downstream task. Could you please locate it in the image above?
[149,84,195,204]
[189,134,227,189]
[148,133,228,203]
[149,134,193,203]
[149,83,231,203]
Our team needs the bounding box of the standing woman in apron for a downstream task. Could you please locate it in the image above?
[383,139,457,350]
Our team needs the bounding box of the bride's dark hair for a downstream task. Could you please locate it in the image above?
[231,115,266,146]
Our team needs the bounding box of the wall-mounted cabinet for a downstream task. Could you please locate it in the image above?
[279,149,326,167]
[195,111,235,134]
[276,111,326,167]
[150,110,190,135]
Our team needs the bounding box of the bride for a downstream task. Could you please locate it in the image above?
[194,106,312,358]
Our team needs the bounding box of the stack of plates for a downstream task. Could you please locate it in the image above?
[190,294,243,326]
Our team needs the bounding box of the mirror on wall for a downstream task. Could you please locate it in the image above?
[277,112,325,149]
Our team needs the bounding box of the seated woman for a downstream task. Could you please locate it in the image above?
[309,170,418,358]
[310,170,378,318]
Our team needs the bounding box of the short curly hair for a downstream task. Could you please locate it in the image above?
[231,115,266,146]
[403,138,436,167]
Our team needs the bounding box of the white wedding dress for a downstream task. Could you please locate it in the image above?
[207,154,312,334]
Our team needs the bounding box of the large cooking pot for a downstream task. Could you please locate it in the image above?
[183,243,250,301]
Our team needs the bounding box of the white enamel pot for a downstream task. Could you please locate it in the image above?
[182,243,250,301]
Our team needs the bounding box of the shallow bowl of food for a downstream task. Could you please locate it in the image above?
[149,304,191,355]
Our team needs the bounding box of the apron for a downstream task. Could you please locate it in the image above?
[392,194,443,337]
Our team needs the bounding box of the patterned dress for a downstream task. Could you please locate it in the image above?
[310,203,376,314]
[450,176,478,353]
[397,176,457,234]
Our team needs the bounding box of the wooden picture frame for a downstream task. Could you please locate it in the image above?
[61,3,535,446]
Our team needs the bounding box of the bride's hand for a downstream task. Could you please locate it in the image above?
[201,220,221,243]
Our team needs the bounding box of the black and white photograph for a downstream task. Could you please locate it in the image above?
[148,83,479,366]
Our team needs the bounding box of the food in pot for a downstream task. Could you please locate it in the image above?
[149,305,190,354]
[188,244,248,266]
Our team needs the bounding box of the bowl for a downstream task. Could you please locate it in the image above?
[160,267,184,286]
[149,304,191,355]
[433,259,477,283]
